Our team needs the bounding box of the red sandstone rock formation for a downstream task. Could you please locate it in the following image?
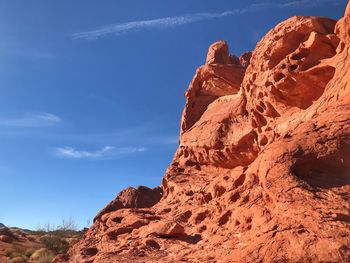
[54,3,350,262]
[94,186,163,222]
[0,235,13,244]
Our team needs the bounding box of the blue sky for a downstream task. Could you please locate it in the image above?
[0,0,347,229]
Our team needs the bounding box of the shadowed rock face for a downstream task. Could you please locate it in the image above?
[54,3,350,263]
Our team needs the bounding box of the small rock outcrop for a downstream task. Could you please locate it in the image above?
[55,2,350,262]
[94,186,163,221]
[0,235,12,244]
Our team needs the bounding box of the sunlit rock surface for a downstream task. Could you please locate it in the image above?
[54,3,350,262]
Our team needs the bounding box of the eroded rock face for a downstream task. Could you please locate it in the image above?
[94,186,163,221]
[180,40,246,136]
[246,16,338,111]
[55,3,350,263]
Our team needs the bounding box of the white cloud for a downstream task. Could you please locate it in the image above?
[0,112,61,127]
[72,0,340,40]
[55,146,147,159]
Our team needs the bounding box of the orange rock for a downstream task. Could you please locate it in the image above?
[0,235,12,243]
[180,40,246,136]
[153,221,185,238]
[54,2,350,263]
[94,186,162,222]
[144,239,160,250]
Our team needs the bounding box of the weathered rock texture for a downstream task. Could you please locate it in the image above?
[55,3,350,262]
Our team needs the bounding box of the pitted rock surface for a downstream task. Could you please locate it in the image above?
[54,3,350,262]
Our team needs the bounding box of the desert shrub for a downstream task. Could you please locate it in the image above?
[11,229,25,237]
[24,247,36,258]
[5,245,26,259]
[65,236,80,246]
[0,227,15,238]
[59,217,78,232]
[30,248,54,262]
[40,234,69,254]
[36,254,55,263]
[31,218,83,257]
[9,256,26,263]
[27,235,36,242]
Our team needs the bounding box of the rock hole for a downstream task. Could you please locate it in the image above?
[241,194,250,204]
[214,185,226,197]
[177,211,192,223]
[107,227,133,240]
[83,247,98,256]
[259,102,266,110]
[199,225,207,232]
[251,119,258,128]
[195,211,209,224]
[256,105,264,113]
[185,190,194,196]
[259,135,268,146]
[112,217,123,224]
[267,32,305,68]
[291,146,350,189]
[289,64,298,71]
[253,112,267,127]
[291,48,309,60]
[203,192,212,203]
[218,211,232,226]
[184,159,199,168]
[338,245,350,262]
[161,208,172,214]
[230,192,240,203]
[233,173,246,188]
[184,150,189,158]
[265,81,273,87]
[251,73,257,82]
[273,72,285,82]
[145,239,160,250]
[265,102,280,118]
[334,213,350,223]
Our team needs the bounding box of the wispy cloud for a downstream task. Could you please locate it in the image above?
[72,0,340,40]
[0,112,61,128]
[0,120,179,147]
[55,146,146,159]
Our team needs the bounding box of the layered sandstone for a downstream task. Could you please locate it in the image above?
[55,3,350,262]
